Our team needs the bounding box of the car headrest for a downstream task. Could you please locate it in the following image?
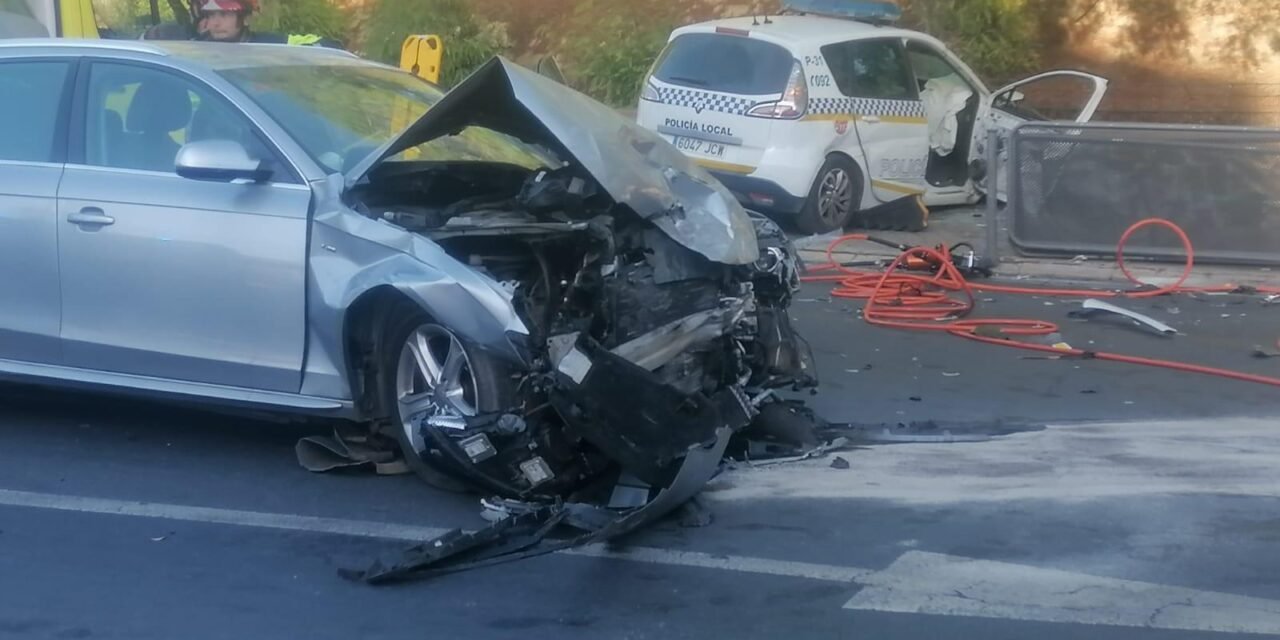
[126,78,193,135]
[103,109,124,133]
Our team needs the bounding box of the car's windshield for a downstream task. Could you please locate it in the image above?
[218,64,555,174]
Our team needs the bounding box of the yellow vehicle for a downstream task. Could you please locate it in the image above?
[0,0,99,38]
[400,34,442,84]
[398,34,566,89]
[2,0,339,43]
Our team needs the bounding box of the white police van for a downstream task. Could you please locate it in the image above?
[637,0,1108,233]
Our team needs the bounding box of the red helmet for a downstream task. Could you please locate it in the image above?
[192,0,257,18]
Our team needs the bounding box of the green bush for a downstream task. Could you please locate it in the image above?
[94,0,181,37]
[255,0,348,42]
[902,0,1041,80]
[363,0,510,87]
[560,1,680,106]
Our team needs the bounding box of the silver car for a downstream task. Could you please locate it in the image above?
[0,40,815,496]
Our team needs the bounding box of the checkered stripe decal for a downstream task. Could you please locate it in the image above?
[653,86,755,116]
[809,97,926,119]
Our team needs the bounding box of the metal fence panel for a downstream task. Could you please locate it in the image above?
[1008,122,1280,266]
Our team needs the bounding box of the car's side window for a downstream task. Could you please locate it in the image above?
[83,62,283,176]
[0,61,72,163]
[821,39,917,101]
[905,42,975,94]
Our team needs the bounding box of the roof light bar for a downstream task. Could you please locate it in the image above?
[781,0,902,25]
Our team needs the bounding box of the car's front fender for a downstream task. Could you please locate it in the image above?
[298,204,532,403]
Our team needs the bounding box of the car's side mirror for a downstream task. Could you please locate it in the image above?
[176,140,273,183]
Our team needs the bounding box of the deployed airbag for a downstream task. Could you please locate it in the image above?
[921,76,974,156]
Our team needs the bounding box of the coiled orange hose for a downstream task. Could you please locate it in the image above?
[801,219,1280,388]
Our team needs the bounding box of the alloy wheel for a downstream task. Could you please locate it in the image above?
[817,167,854,225]
[395,324,479,453]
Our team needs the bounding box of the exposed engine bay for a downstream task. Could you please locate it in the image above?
[332,57,825,584]
[352,159,816,499]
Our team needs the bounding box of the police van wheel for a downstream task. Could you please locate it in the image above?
[798,157,861,235]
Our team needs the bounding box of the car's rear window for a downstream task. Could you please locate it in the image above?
[653,33,793,96]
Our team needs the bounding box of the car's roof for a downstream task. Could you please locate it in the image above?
[0,38,364,70]
[673,15,937,49]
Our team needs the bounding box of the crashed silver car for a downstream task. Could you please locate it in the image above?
[0,40,816,499]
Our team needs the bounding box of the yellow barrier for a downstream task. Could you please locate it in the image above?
[400,34,443,85]
[54,0,100,37]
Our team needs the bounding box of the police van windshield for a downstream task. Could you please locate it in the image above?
[653,33,793,96]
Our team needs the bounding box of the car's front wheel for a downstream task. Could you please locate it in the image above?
[797,156,862,235]
[379,312,515,490]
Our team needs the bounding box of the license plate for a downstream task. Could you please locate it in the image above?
[672,136,726,159]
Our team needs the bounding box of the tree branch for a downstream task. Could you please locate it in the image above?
[1073,0,1104,24]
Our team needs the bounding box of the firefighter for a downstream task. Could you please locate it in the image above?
[191,0,285,43]
[189,0,343,46]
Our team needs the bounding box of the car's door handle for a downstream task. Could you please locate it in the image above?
[67,208,115,227]
[861,115,882,124]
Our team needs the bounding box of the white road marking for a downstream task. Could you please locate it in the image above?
[565,545,871,583]
[710,418,1280,504]
[0,488,452,541]
[9,487,1280,633]
[0,488,867,583]
[846,551,1280,635]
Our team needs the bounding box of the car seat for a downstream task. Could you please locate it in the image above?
[120,78,192,172]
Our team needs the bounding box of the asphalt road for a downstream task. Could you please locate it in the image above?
[1,284,1279,639]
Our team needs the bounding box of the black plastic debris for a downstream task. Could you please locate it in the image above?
[343,427,732,585]
[830,456,850,470]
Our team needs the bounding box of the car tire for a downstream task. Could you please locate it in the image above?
[797,156,862,235]
[378,310,517,491]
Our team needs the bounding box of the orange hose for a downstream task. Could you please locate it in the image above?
[801,219,1280,389]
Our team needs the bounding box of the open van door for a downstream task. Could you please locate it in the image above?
[972,70,1108,199]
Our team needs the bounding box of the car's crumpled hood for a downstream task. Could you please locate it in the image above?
[345,57,760,266]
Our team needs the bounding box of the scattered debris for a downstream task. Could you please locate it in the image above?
[862,430,992,444]
[1253,346,1280,359]
[848,193,929,231]
[747,437,853,468]
[1070,255,1089,264]
[830,456,851,470]
[827,420,1044,442]
[909,396,923,402]
[737,401,825,454]
[1070,299,1177,336]
[345,428,733,585]
[942,372,961,377]
[295,427,409,476]
[677,498,715,528]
